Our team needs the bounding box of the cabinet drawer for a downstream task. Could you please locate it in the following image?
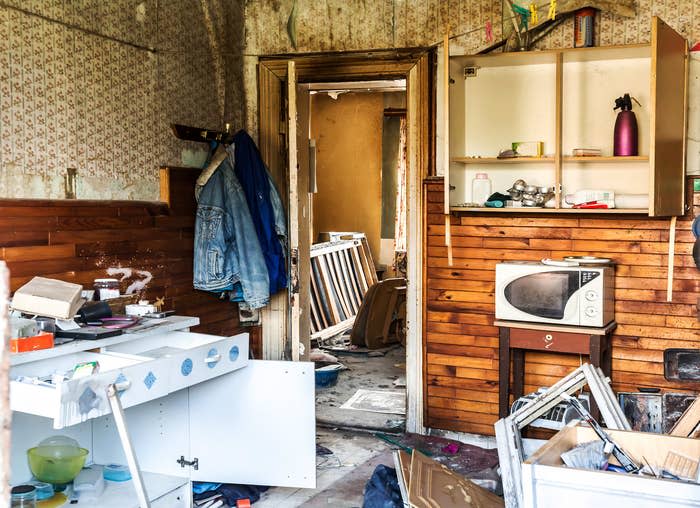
[151,482,190,508]
[105,331,249,392]
[10,351,168,429]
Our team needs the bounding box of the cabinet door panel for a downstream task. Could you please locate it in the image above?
[91,389,191,479]
[650,17,688,216]
[188,360,316,488]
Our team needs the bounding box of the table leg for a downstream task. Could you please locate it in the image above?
[512,349,525,402]
[499,327,511,418]
[588,334,604,420]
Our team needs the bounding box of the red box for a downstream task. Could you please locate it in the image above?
[10,332,54,353]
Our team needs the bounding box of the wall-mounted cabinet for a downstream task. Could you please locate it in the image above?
[448,17,688,216]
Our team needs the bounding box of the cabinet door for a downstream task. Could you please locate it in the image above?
[188,360,316,488]
[650,16,688,216]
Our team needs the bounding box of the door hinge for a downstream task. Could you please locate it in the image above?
[176,456,199,470]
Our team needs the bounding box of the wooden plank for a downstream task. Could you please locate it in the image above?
[341,249,363,306]
[317,255,342,323]
[330,251,355,315]
[349,245,370,293]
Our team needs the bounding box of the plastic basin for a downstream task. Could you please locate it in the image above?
[27,445,88,484]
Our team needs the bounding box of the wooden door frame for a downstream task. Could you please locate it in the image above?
[257,49,434,433]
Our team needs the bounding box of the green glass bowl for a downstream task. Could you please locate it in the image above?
[27,446,89,484]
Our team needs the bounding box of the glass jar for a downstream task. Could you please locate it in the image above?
[94,278,120,301]
[10,485,36,507]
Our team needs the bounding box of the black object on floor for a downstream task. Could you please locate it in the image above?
[362,464,403,508]
[193,484,269,506]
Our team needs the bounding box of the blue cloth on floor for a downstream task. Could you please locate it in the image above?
[362,464,403,508]
[192,482,222,495]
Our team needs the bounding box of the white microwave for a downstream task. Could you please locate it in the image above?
[495,261,614,327]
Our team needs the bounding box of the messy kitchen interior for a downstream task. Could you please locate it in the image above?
[0,1,699,507]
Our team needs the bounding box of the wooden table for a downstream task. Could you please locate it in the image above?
[496,320,616,419]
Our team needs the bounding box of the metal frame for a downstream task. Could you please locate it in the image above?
[106,383,151,508]
[495,363,631,508]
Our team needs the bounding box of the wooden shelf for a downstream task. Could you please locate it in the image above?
[563,156,649,163]
[451,157,554,164]
[450,207,648,214]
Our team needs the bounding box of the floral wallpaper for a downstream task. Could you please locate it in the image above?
[0,1,244,200]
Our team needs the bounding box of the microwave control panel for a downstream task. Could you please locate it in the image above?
[581,271,600,285]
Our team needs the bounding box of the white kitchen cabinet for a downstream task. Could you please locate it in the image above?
[10,316,316,506]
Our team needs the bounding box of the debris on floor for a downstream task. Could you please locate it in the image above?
[362,464,403,508]
[341,389,406,415]
[495,363,631,508]
[497,363,700,507]
[389,450,504,508]
[375,432,500,489]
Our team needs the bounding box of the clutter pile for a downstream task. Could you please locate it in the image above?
[495,363,700,507]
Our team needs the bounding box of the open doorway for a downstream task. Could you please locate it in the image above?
[257,50,432,434]
[307,80,408,431]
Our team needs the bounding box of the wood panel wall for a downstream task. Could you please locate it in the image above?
[0,198,261,355]
[424,177,700,436]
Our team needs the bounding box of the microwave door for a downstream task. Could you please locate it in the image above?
[503,271,581,324]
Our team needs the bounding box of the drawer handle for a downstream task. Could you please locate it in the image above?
[205,354,221,364]
[114,380,132,392]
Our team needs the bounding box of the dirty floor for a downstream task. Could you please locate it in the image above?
[255,428,393,507]
[315,345,406,432]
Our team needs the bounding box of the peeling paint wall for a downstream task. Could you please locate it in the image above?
[0,1,245,200]
[243,0,700,142]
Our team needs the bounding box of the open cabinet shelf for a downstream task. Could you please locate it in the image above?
[447,17,688,216]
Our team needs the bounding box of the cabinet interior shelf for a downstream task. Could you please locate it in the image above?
[451,156,649,164]
[563,156,649,163]
[451,157,553,164]
[449,207,648,214]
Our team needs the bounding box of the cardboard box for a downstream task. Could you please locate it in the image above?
[11,277,84,319]
[522,424,700,507]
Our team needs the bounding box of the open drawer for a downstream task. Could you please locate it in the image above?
[103,331,249,392]
[10,351,169,429]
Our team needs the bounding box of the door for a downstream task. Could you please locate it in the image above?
[649,17,688,216]
[287,61,312,361]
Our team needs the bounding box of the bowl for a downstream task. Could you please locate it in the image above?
[315,365,341,388]
[27,436,88,485]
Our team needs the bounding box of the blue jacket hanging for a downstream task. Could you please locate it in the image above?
[231,130,288,294]
[193,155,271,309]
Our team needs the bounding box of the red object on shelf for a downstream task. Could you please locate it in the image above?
[572,201,610,209]
[10,332,54,353]
[236,500,251,508]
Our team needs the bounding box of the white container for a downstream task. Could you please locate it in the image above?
[471,173,492,206]
[522,424,700,508]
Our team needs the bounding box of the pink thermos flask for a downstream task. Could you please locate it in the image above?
[613,93,639,156]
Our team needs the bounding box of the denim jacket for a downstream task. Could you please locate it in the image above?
[193,154,271,309]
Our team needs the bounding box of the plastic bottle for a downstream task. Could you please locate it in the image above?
[471,173,492,207]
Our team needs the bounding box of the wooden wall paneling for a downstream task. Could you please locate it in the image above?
[0,194,260,358]
[423,178,700,436]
